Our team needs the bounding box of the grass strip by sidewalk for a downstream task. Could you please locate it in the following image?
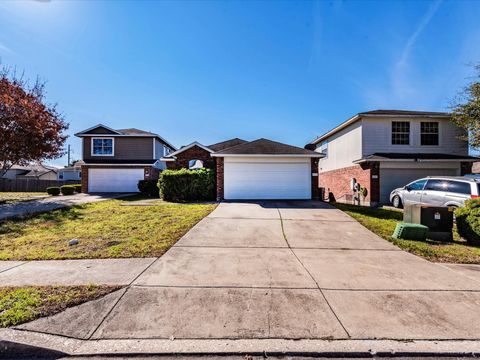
[0,285,121,328]
[335,203,480,264]
[0,196,216,260]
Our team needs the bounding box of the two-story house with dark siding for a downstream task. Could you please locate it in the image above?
[75,124,175,193]
[306,110,479,206]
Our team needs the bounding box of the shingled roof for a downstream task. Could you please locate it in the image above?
[116,128,159,136]
[212,138,323,156]
[354,153,479,163]
[358,110,450,116]
[208,138,247,152]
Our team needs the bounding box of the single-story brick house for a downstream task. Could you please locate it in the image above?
[162,138,324,200]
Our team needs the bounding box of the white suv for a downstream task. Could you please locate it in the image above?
[390,176,480,208]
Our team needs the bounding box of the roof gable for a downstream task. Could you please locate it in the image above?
[75,124,121,135]
[161,142,212,160]
[75,124,176,150]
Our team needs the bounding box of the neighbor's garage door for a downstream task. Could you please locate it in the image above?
[88,168,144,193]
[224,160,311,200]
[380,168,459,204]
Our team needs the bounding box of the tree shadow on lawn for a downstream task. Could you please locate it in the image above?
[335,203,403,221]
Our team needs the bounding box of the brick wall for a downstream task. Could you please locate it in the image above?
[144,166,160,180]
[81,165,89,193]
[311,158,320,200]
[319,163,379,206]
[216,158,224,201]
[166,146,215,170]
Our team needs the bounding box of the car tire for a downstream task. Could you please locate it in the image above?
[392,195,403,208]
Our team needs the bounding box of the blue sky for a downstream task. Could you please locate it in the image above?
[0,0,479,166]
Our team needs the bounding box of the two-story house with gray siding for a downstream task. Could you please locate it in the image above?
[75,124,175,193]
[306,110,478,206]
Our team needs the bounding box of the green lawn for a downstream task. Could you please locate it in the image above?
[335,203,480,264]
[0,285,120,327]
[0,197,217,260]
[0,192,47,204]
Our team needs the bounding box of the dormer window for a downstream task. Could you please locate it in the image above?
[391,121,410,145]
[92,138,114,156]
[421,122,439,145]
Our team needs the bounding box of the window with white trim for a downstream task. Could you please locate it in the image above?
[421,122,439,146]
[92,138,113,155]
[391,121,410,145]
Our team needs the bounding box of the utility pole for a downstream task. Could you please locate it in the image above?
[67,145,71,167]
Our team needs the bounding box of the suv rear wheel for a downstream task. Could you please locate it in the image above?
[392,195,403,208]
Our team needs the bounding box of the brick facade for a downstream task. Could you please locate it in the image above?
[81,165,89,193]
[166,145,215,170]
[216,157,224,201]
[318,163,380,207]
[311,158,320,200]
[144,166,160,180]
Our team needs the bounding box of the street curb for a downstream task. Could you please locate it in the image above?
[2,329,480,358]
[0,340,67,359]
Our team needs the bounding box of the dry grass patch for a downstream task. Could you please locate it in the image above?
[0,197,217,260]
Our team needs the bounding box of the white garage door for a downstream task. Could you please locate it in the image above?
[224,160,311,200]
[380,168,459,204]
[88,168,144,193]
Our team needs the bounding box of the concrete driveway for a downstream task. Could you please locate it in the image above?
[12,201,480,344]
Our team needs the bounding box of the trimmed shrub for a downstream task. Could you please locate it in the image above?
[455,198,480,245]
[73,184,82,193]
[158,168,215,202]
[138,179,160,197]
[60,185,76,196]
[46,187,60,196]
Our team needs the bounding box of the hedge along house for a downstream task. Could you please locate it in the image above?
[75,124,176,193]
[305,110,479,206]
[162,138,324,200]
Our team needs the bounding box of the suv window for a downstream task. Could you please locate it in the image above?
[446,181,471,195]
[407,179,427,190]
[424,179,449,191]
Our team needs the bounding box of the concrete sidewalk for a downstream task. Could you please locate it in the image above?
[3,200,480,356]
[0,258,156,285]
[0,193,131,221]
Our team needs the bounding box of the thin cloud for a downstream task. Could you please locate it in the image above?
[363,1,443,108]
[398,0,442,68]
[0,42,14,55]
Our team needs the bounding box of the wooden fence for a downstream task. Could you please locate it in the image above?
[0,179,80,192]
